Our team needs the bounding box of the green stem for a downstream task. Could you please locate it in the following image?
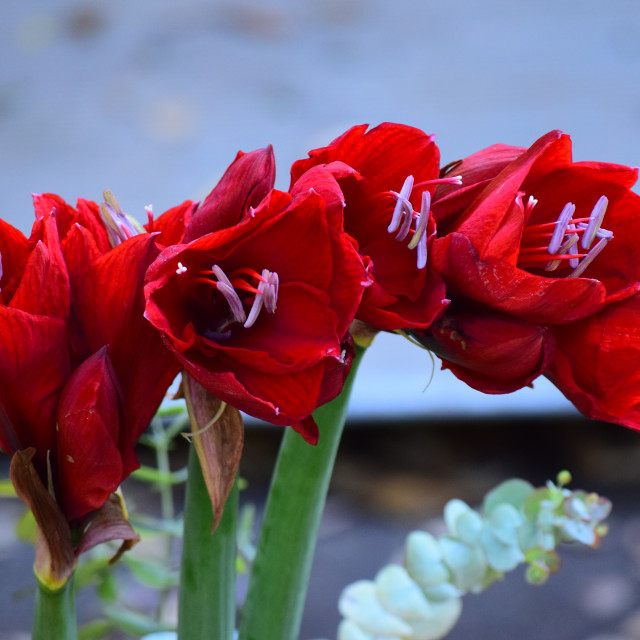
[178,445,238,640]
[151,417,176,622]
[238,345,366,640]
[33,576,77,640]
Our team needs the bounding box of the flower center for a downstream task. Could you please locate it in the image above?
[517,194,613,278]
[386,174,461,269]
[178,262,279,339]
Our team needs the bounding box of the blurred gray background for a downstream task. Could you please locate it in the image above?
[3,1,640,639]
[6,0,640,420]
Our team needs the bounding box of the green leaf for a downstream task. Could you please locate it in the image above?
[0,477,17,497]
[129,514,183,537]
[103,605,175,636]
[74,557,111,590]
[483,479,534,515]
[131,465,188,486]
[78,619,113,640]
[123,555,179,590]
[16,507,37,543]
[97,572,119,602]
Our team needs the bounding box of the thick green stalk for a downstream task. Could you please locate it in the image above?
[238,345,366,640]
[33,576,77,640]
[178,446,239,640]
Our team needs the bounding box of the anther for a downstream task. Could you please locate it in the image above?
[387,175,432,269]
[548,203,576,254]
[388,176,414,234]
[212,265,246,323]
[408,191,430,269]
[540,196,613,276]
[581,196,609,249]
[244,269,278,328]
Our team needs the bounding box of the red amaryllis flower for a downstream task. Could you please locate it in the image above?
[417,130,640,394]
[1,193,190,584]
[145,168,367,443]
[431,130,640,323]
[546,291,640,430]
[290,123,450,331]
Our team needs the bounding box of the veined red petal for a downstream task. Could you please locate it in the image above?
[69,233,180,472]
[183,146,276,242]
[0,217,28,304]
[0,308,69,469]
[10,214,70,319]
[56,347,124,521]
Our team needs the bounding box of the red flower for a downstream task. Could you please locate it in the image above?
[546,291,640,430]
[291,123,449,331]
[145,167,367,443]
[1,193,189,523]
[418,130,640,394]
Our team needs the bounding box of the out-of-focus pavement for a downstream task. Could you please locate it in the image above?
[3,1,640,638]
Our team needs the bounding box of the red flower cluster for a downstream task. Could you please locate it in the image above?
[418,129,640,429]
[0,194,196,522]
[4,122,640,562]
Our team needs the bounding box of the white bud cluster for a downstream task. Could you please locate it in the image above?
[335,472,611,640]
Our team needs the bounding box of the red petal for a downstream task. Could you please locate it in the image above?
[291,416,319,445]
[10,214,70,319]
[69,234,180,471]
[0,217,28,304]
[184,146,276,242]
[144,200,198,246]
[432,233,606,324]
[56,347,124,521]
[420,310,556,393]
[547,293,640,429]
[0,308,69,474]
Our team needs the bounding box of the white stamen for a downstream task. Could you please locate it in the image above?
[567,223,580,267]
[545,234,578,272]
[568,236,612,278]
[409,191,431,269]
[212,265,247,323]
[408,191,431,251]
[548,202,576,254]
[388,175,414,234]
[244,269,279,328]
[176,261,187,275]
[395,203,414,241]
[262,270,279,313]
[581,196,609,249]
